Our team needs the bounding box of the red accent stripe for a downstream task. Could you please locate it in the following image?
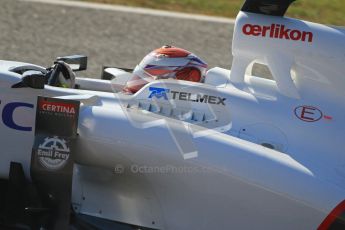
[324,115,333,120]
[318,200,345,230]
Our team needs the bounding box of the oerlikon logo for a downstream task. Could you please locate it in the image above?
[242,24,313,43]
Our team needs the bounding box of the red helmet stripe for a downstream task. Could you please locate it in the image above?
[146,69,174,76]
[155,47,191,58]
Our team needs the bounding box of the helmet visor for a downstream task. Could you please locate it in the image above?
[123,65,156,93]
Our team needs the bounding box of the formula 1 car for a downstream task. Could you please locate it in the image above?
[0,0,345,229]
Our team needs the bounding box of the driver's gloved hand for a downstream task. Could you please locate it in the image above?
[47,61,76,88]
[55,61,76,88]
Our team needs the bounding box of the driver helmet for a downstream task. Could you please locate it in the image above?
[123,45,208,94]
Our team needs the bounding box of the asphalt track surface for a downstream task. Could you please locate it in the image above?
[0,0,236,78]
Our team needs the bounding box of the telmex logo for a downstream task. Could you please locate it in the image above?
[148,87,226,106]
[242,24,313,43]
[148,87,170,100]
[40,101,76,114]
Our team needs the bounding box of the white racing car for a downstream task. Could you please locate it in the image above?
[0,0,344,229]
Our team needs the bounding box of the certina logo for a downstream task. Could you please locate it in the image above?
[242,24,313,43]
[40,101,76,114]
[37,136,70,170]
[148,87,226,105]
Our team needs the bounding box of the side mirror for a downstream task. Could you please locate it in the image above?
[57,55,87,72]
[12,71,45,89]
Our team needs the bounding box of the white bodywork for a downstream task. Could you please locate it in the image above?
[0,11,344,230]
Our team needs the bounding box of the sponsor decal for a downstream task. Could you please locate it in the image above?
[36,97,80,137]
[242,23,313,43]
[148,87,170,100]
[39,100,76,117]
[31,97,79,228]
[148,87,226,106]
[0,98,79,132]
[0,100,34,131]
[37,136,70,170]
[171,91,226,105]
[294,105,323,122]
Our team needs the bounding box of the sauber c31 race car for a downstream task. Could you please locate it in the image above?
[0,0,345,229]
